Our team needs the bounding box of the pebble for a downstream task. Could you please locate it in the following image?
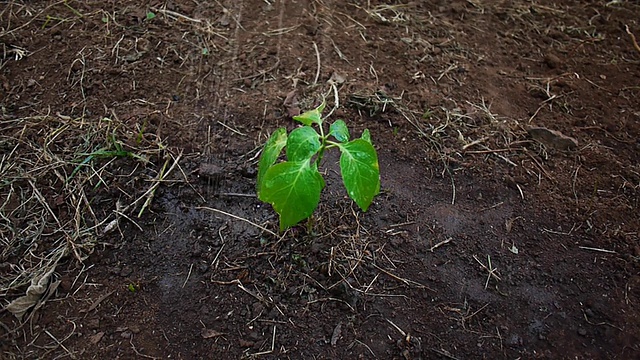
[544,53,562,69]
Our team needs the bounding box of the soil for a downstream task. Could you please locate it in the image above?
[1,1,640,359]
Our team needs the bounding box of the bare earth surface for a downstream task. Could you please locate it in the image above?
[1,1,640,359]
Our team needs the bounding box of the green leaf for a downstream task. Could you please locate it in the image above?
[339,139,380,211]
[293,102,326,126]
[361,129,372,144]
[257,128,287,196]
[261,161,325,231]
[286,126,321,162]
[145,11,156,20]
[329,120,350,142]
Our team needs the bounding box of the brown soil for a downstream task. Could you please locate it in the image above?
[1,1,639,359]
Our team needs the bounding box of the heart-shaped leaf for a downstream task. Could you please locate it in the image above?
[329,120,350,143]
[286,126,321,162]
[339,139,380,211]
[261,161,325,231]
[257,128,287,196]
[293,102,325,126]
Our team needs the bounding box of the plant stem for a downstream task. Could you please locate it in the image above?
[315,123,327,167]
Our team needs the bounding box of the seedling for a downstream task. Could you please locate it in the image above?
[257,102,380,231]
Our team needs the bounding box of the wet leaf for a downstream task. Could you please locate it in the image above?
[361,129,372,144]
[257,128,287,196]
[293,102,325,126]
[286,126,321,162]
[261,161,324,230]
[339,139,380,211]
[329,120,350,142]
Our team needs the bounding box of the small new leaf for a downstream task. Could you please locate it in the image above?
[293,102,325,126]
[329,120,350,142]
[261,161,325,231]
[286,126,321,162]
[361,129,372,144]
[339,139,380,212]
[257,128,287,197]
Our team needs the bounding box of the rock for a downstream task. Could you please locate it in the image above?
[578,328,587,336]
[197,163,223,180]
[129,325,140,334]
[544,53,562,69]
[89,331,104,345]
[201,328,224,339]
[238,339,254,347]
[506,334,523,347]
[527,126,578,150]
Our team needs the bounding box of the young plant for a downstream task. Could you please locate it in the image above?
[257,102,380,231]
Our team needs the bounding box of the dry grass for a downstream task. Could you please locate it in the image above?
[0,113,171,324]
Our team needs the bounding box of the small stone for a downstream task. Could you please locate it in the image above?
[238,339,254,347]
[120,266,133,277]
[578,328,587,336]
[89,332,104,344]
[527,126,578,151]
[506,334,523,347]
[26,79,37,87]
[197,163,223,180]
[129,325,140,334]
[544,53,562,69]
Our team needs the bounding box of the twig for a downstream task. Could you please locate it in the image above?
[625,25,640,54]
[578,246,616,254]
[430,348,460,360]
[195,206,277,237]
[44,328,76,359]
[386,318,407,337]
[182,263,194,288]
[217,120,246,136]
[430,238,452,252]
[305,298,355,313]
[137,151,183,217]
[313,42,321,85]
[251,325,276,356]
[473,255,501,289]
[372,264,435,292]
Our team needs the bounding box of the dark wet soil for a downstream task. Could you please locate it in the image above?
[1,1,639,359]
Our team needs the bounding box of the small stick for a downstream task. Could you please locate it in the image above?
[313,42,321,85]
[386,318,407,337]
[44,329,76,359]
[182,263,194,288]
[578,246,616,254]
[196,206,277,237]
[625,25,640,54]
[430,238,452,252]
[372,264,435,292]
[473,255,501,289]
[251,325,276,356]
[152,7,201,23]
[306,298,355,313]
[216,192,256,198]
[217,120,246,136]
